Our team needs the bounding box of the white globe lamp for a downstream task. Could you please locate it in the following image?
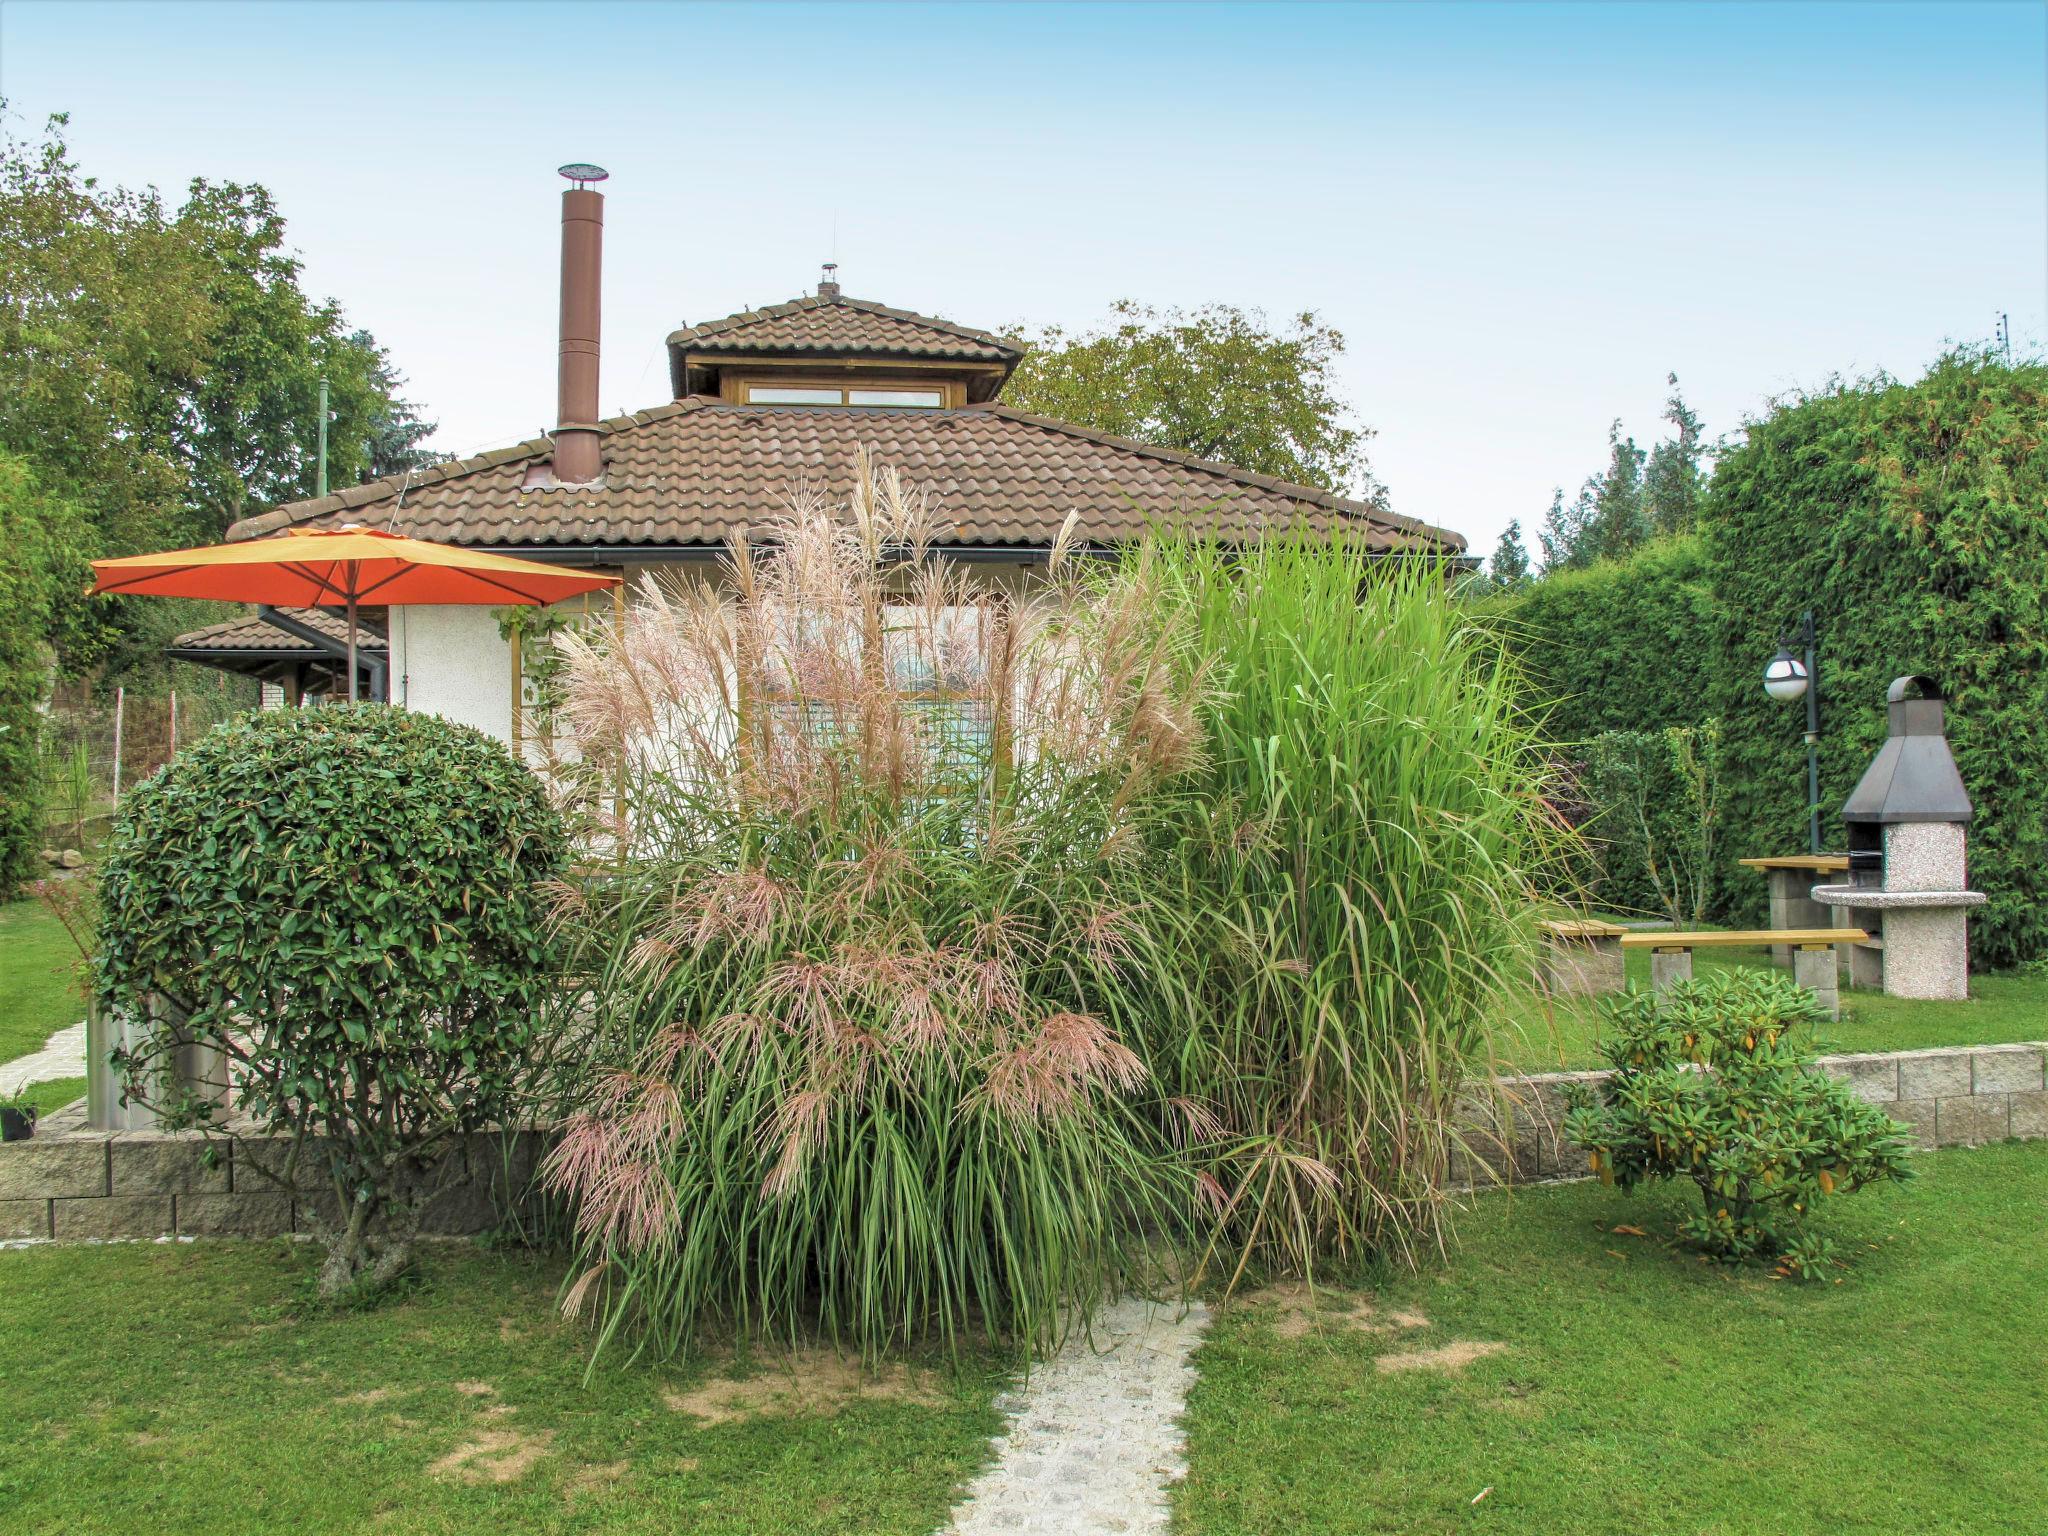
[1763,647,1811,703]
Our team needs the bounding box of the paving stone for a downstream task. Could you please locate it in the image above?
[176,1192,294,1237]
[52,1195,173,1239]
[1935,1095,2009,1147]
[1971,1046,2045,1095]
[0,1138,109,1200]
[0,1021,87,1095]
[110,1132,230,1195]
[0,1198,50,1240]
[944,1297,1207,1536]
[1897,1051,1972,1101]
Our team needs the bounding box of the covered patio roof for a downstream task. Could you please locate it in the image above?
[168,607,388,697]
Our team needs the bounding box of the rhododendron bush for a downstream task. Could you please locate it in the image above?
[540,455,1206,1359]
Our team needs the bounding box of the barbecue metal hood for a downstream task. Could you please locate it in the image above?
[1840,675,1974,825]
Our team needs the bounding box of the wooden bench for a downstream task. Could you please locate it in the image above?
[1620,928,1869,1018]
[1536,918,1628,997]
[1737,856,1852,966]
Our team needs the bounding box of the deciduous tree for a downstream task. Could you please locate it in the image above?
[1004,300,1382,500]
[0,109,434,679]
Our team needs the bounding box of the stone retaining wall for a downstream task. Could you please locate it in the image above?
[6,1043,2043,1236]
[1452,1041,2048,1188]
[0,1101,545,1242]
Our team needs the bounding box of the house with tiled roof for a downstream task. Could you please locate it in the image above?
[169,607,388,702]
[181,176,1464,741]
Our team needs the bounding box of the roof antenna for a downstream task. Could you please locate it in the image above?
[819,261,840,300]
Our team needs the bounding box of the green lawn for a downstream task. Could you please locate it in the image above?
[1501,943,2048,1072]
[0,898,84,1065]
[12,1076,87,1117]
[0,1242,1006,1536]
[1178,1139,2048,1535]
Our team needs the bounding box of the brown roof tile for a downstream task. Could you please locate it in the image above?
[228,400,1463,555]
[169,607,388,655]
[668,294,1020,363]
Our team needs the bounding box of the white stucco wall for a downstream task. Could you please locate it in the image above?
[389,605,514,743]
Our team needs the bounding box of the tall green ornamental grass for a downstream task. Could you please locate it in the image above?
[540,467,1560,1362]
[540,456,1204,1362]
[1139,537,1563,1283]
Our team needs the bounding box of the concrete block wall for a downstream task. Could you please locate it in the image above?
[8,1045,2042,1234]
[0,1102,545,1242]
[1452,1041,2047,1189]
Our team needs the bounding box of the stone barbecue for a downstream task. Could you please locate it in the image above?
[1813,676,1984,1000]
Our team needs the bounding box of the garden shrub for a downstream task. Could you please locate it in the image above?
[544,473,1571,1357]
[1704,349,2048,966]
[1146,538,1567,1278]
[1576,721,1725,924]
[1563,971,1914,1276]
[96,704,567,1297]
[541,464,1202,1360]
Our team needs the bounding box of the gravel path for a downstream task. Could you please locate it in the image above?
[0,1022,88,1095]
[943,1295,1209,1536]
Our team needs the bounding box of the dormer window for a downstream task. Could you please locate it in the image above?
[668,290,1023,404]
[740,381,951,408]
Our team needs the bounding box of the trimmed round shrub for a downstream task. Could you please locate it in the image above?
[96,703,567,1295]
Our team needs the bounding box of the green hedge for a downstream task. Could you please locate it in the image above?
[1481,536,1718,746]
[1488,351,2047,966]
[96,704,568,1294]
[1480,537,1719,911]
[1705,350,2048,968]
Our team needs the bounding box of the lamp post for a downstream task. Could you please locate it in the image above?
[1763,609,1821,854]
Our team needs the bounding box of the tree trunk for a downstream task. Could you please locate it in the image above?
[315,1193,417,1300]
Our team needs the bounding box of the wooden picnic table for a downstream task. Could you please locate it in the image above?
[1739,855,1852,965]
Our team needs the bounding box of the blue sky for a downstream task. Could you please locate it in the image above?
[3,0,2042,556]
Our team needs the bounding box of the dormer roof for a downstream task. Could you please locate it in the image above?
[666,292,1023,401]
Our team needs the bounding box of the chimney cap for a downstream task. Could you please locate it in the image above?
[818,262,841,299]
[558,162,609,187]
[1841,674,1974,825]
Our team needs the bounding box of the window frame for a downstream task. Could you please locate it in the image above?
[732,374,965,409]
[738,594,1015,796]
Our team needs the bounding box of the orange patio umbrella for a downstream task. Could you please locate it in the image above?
[91,525,621,701]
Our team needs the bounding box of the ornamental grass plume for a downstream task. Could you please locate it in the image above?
[1130,535,1565,1287]
[540,452,1205,1362]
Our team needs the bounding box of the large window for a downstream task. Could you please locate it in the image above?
[751,601,1001,795]
[742,382,949,408]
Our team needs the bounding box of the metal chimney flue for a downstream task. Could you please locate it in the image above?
[553,163,608,486]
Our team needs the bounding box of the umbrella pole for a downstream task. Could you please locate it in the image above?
[347,589,359,702]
